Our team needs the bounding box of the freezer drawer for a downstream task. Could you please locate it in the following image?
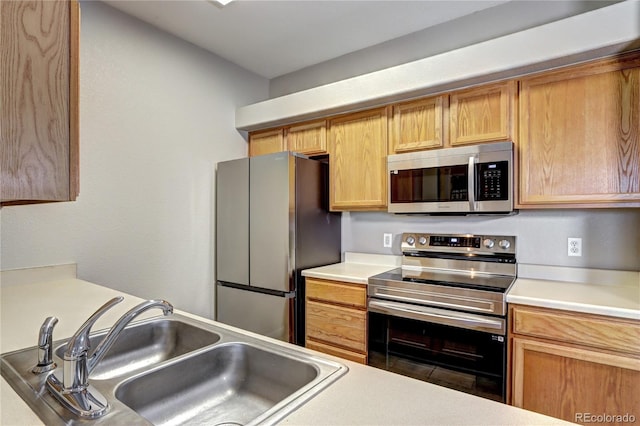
[216,284,293,342]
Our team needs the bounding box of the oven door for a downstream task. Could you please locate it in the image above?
[368,300,506,402]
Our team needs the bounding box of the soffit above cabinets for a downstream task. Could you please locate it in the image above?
[235,1,640,131]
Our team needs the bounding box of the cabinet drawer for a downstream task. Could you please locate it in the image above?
[306,278,366,308]
[306,339,367,364]
[306,301,366,353]
[511,305,640,355]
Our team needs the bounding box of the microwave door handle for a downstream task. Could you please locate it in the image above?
[468,156,476,211]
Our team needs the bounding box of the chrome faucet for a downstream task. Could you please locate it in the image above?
[46,296,173,418]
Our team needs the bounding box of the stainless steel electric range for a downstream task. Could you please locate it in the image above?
[367,233,517,402]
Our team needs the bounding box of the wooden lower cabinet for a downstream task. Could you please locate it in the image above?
[509,305,640,425]
[305,278,367,364]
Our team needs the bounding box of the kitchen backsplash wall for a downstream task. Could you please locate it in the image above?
[342,209,640,271]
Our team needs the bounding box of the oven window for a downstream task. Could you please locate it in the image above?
[368,312,505,402]
[390,165,468,203]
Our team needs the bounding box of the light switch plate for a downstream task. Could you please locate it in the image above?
[383,233,392,248]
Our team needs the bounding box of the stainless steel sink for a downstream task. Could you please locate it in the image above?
[116,343,320,425]
[54,318,221,380]
[1,314,347,425]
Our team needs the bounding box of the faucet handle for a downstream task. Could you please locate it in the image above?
[32,316,59,374]
[64,296,124,359]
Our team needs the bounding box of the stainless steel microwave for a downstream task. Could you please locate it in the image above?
[387,142,514,214]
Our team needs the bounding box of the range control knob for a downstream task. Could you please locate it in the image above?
[406,236,415,245]
[418,236,427,245]
[499,239,511,249]
[483,238,495,249]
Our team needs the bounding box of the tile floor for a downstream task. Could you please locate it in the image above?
[368,352,502,402]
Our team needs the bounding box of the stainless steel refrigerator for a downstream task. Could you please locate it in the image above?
[215,152,341,345]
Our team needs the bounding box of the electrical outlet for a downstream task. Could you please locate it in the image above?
[568,237,582,257]
[383,233,393,248]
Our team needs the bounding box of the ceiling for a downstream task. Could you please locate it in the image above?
[102,0,510,79]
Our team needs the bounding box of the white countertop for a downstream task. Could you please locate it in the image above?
[1,274,569,425]
[509,264,640,320]
[302,252,401,284]
[303,253,640,320]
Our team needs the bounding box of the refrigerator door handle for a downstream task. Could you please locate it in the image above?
[217,281,295,299]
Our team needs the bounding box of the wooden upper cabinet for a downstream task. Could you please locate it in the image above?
[1,0,80,205]
[518,53,640,207]
[449,80,516,146]
[390,96,446,153]
[287,119,327,156]
[328,107,389,211]
[248,128,285,157]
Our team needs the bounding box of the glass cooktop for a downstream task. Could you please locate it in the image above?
[369,268,516,293]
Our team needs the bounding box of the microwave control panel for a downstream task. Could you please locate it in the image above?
[476,161,508,200]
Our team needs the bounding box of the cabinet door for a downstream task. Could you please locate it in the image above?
[519,54,640,207]
[287,119,327,155]
[248,128,285,157]
[390,96,446,153]
[1,0,80,204]
[328,107,389,211]
[511,337,640,424]
[449,80,516,146]
[306,300,367,353]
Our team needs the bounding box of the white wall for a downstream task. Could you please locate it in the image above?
[0,1,269,318]
[343,210,640,271]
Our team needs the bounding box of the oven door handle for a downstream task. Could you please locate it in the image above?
[368,299,505,334]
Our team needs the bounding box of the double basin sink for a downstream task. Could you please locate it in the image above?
[1,314,347,425]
